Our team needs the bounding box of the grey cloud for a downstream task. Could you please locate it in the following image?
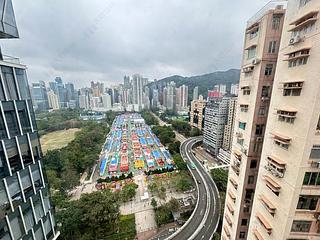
[3,0,270,88]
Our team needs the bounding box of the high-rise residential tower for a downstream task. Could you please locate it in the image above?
[189,95,206,130]
[166,81,176,111]
[132,74,144,111]
[222,2,286,239]
[0,1,59,239]
[247,1,320,239]
[193,86,199,101]
[176,84,188,110]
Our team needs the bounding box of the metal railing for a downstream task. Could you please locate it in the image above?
[247,0,287,28]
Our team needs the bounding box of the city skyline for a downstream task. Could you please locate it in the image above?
[3,0,270,88]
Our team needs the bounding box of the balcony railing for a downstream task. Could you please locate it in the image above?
[264,164,285,178]
[247,1,287,28]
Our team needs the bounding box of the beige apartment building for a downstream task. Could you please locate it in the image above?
[189,95,206,130]
[247,0,320,239]
[222,1,287,239]
[222,97,237,151]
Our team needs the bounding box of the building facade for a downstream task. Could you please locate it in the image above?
[0,1,59,239]
[189,95,206,130]
[247,0,320,239]
[222,97,237,151]
[222,2,286,239]
[203,97,229,156]
[47,90,60,110]
[31,81,48,111]
[132,74,144,110]
[193,86,199,101]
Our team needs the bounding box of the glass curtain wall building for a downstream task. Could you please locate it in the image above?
[0,0,59,239]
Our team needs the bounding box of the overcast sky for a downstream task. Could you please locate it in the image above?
[3,0,270,88]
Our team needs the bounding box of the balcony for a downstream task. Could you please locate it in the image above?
[264,174,281,194]
[272,132,292,149]
[253,228,264,240]
[265,155,286,178]
[289,10,318,32]
[229,177,238,189]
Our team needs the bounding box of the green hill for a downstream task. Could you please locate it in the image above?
[150,69,240,99]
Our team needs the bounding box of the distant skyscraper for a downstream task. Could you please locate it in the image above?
[0,1,59,239]
[189,95,206,130]
[166,81,176,111]
[230,83,239,96]
[152,89,159,108]
[222,97,237,151]
[177,84,188,110]
[102,94,112,110]
[123,75,131,89]
[132,74,144,110]
[193,86,199,100]
[65,82,75,102]
[31,81,49,111]
[47,90,60,110]
[203,97,229,155]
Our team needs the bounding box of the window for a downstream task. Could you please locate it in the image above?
[300,0,311,7]
[283,82,303,96]
[258,107,266,116]
[22,201,35,232]
[261,86,270,98]
[264,64,273,76]
[272,14,282,30]
[2,101,20,137]
[243,88,250,95]
[239,232,246,239]
[253,142,261,152]
[5,138,22,173]
[8,210,24,240]
[249,28,259,39]
[248,176,255,184]
[30,133,41,161]
[303,172,320,186]
[277,110,297,124]
[291,221,311,233]
[250,159,257,169]
[1,66,18,100]
[297,195,318,210]
[255,124,264,136]
[317,116,320,131]
[0,180,10,218]
[239,122,246,130]
[247,46,256,59]
[245,189,254,200]
[15,69,31,100]
[268,41,277,53]
[0,143,10,178]
[310,145,320,159]
[0,113,7,139]
[16,101,31,134]
[241,219,248,226]
[288,49,310,68]
[17,135,33,167]
[0,80,5,100]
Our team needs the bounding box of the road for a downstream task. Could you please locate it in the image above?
[166,137,221,240]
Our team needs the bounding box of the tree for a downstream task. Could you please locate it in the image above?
[176,176,192,191]
[210,168,228,192]
[190,127,202,137]
[151,198,157,208]
[168,141,181,154]
[148,182,159,195]
[57,190,120,240]
[120,183,138,202]
[168,198,180,212]
[173,154,187,170]
[159,186,167,200]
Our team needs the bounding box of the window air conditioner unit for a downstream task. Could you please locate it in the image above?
[317,162,320,168]
[289,35,301,45]
[252,58,261,65]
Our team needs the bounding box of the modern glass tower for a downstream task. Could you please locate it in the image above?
[0,0,59,239]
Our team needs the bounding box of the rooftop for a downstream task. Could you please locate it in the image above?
[247,0,287,28]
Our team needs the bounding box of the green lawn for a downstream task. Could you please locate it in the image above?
[40,128,80,154]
